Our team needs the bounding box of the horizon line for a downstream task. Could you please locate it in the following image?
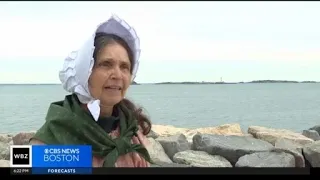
[0,79,319,85]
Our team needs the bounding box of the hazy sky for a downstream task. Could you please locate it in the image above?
[0,1,320,83]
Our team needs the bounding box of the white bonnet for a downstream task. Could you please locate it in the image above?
[58,14,141,121]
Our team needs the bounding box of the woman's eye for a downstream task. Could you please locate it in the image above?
[100,61,111,67]
[120,63,129,69]
[122,65,129,69]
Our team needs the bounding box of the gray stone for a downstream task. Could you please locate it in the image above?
[275,138,303,149]
[147,130,159,139]
[13,132,35,145]
[248,126,313,146]
[309,125,320,135]
[302,130,320,141]
[145,138,172,164]
[156,134,191,160]
[0,160,10,167]
[0,142,10,160]
[192,134,274,164]
[0,134,12,144]
[302,141,320,167]
[235,151,295,167]
[8,140,13,145]
[274,138,305,167]
[173,150,232,167]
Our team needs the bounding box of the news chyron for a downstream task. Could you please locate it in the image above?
[10,145,92,175]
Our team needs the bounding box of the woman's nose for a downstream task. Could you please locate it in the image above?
[110,66,122,79]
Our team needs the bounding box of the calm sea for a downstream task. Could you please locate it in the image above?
[0,83,319,134]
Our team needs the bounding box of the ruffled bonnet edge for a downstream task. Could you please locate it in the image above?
[58,14,141,121]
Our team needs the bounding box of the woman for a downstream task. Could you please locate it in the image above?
[29,15,152,167]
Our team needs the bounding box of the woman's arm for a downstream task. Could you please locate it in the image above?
[133,129,151,167]
[115,128,151,167]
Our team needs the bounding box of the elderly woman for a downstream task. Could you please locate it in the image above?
[29,15,152,167]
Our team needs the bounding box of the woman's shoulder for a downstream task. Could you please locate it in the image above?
[49,94,79,109]
[46,94,89,121]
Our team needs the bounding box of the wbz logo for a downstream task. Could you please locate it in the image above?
[10,145,32,167]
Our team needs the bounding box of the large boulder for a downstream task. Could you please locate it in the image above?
[0,134,13,144]
[147,130,159,139]
[184,123,244,142]
[156,134,191,160]
[302,130,320,141]
[145,138,172,164]
[274,138,305,167]
[302,141,320,167]
[248,126,314,146]
[13,132,36,145]
[151,125,188,137]
[0,142,10,160]
[173,150,232,167]
[235,151,295,167]
[151,124,246,143]
[309,125,320,135]
[0,160,10,167]
[192,134,274,164]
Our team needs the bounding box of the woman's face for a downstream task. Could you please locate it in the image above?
[88,41,132,107]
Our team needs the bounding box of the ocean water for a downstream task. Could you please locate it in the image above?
[0,83,319,134]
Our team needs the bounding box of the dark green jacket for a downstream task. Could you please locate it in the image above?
[31,94,151,167]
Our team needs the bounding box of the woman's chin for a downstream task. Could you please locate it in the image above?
[100,95,123,106]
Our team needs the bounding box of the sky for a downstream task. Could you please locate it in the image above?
[0,1,320,84]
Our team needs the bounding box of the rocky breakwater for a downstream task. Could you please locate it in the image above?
[0,124,319,168]
[0,131,36,167]
[146,124,320,167]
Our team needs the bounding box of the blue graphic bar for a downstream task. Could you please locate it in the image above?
[32,167,92,175]
[32,145,92,168]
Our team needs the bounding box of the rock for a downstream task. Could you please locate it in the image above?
[13,132,35,145]
[151,162,192,167]
[302,130,320,141]
[302,141,320,167]
[147,130,159,139]
[271,148,304,167]
[152,124,245,143]
[192,134,274,164]
[0,142,10,160]
[173,150,232,167]
[275,138,303,149]
[149,163,161,167]
[156,134,191,160]
[243,133,254,138]
[309,125,320,135]
[274,138,305,167]
[145,138,172,164]
[0,134,13,144]
[8,140,13,145]
[248,126,314,146]
[0,160,10,167]
[235,151,295,167]
[184,123,244,142]
[151,125,189,137]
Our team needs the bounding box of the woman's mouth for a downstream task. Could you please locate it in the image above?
[104,86,122,90]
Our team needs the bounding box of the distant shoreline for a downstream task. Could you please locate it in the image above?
[154,80,319,85]
[0,80,319,85]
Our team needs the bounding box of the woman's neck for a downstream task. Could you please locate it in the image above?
[81,104,115,118]
[99,105,114,117]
